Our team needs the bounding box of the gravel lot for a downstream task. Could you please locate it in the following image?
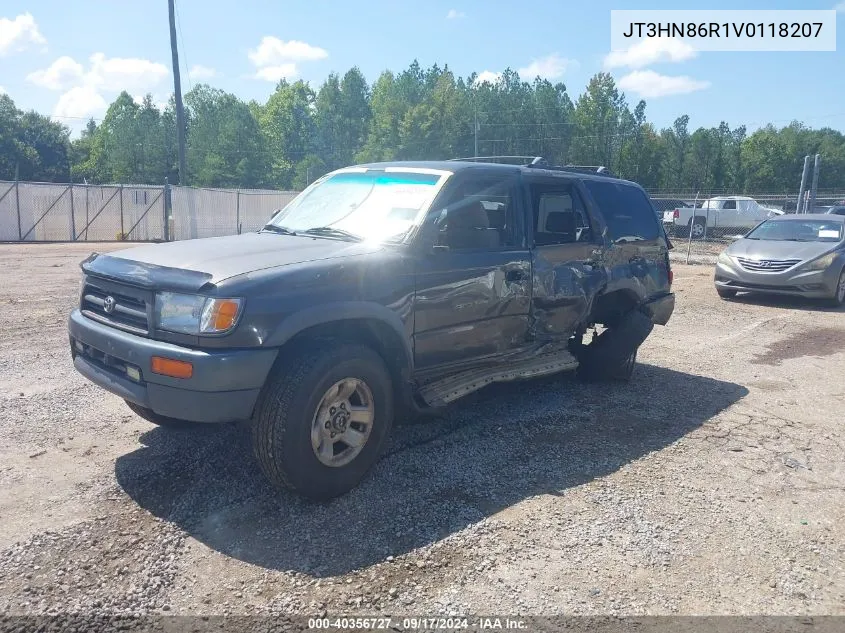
[0,242,843,620]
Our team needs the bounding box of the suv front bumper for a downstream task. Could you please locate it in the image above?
[68,309,278,423]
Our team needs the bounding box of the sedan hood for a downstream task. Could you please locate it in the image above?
[727,238,836,261]
[82,232,384,291]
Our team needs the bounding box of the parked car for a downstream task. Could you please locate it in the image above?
[663,195,782,239]
[714,214,845,305]
[68,159,675,499]
[825,205,845,216]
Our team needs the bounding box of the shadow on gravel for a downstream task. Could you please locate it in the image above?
[115,363,747,577]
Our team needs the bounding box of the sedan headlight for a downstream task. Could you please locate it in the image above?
[155,292,243,334]
[802,252,836,272]
[717,252,733,266]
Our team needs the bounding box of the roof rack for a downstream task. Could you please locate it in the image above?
[448,155,617,177]
[448,155,542,165]
[526,158,616,177]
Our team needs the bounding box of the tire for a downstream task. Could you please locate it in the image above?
[717,288,738,299]
[577,311,653,382]
[690,217,706,240]
[125,400,195,429]
[826,269,845,307]
[251,343,394,500]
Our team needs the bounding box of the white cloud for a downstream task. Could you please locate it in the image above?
[518,53,578,81]
[473,70,501,86]
[604,37,697,70]
[0,12,46,56]
[26,56,84,90]
[248,36,327,67]
[248,36,327,81]
[0,86,6,95]
[617,70,710,98]
[188,64,216,80]
[446,9,466,19]
[86,53,168,92]
[53,85,107,120]
[254,64,298,82]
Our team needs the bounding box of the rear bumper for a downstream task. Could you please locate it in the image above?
[643,293,675,326]
[68,309,278,423]
[714,260,838,299]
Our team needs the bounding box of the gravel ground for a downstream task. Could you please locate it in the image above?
[0,242,843,620]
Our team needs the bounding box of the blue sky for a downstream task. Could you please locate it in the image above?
[1,0,844,136]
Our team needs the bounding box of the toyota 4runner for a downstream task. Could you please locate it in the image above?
[69,157,675,499]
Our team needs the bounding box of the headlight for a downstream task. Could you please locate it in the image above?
[155,292,243,334]
[802,252,836,272]
[717,252,733,266]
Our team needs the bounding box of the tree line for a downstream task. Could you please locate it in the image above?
[2,62,845,193]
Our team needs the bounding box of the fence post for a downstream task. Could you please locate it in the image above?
[119,184,124,239]
[84,185,89,240]
[236,189,241,235]
[69,182,76,240]
[685,191,700,265]
[808,154,821,214]
[15,179,22,241]
[163,179,171,242]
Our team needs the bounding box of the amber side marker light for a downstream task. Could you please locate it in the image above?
[205,299,240,332]
[151,356,193,379]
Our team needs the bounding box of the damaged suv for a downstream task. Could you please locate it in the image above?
[69,158,675,499]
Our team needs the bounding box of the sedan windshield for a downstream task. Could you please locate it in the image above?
[746,219,843,243]
[264,169,447,242]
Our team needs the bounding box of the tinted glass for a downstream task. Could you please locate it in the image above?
[746,219,843,243]
[584,180,660,241]
[438,173,518,248]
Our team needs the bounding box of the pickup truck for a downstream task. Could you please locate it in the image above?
[68,158,675,499]
[662,195,782,239]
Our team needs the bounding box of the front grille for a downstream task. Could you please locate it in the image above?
[736,257,801,273]
[81,277,151,335]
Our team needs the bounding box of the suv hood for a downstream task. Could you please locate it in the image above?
[82,232,384,291]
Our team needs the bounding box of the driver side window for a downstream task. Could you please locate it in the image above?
[433,174,518,251]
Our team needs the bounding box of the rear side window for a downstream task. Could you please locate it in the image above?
[584,180,660,242]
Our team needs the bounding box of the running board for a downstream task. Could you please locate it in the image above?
[417,351,579,407]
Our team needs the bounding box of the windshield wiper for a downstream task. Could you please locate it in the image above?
[260,224,297,236]
[301,227,363,242]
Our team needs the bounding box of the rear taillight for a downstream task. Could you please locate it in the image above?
[669,268,674,285]
[673,209,680,219]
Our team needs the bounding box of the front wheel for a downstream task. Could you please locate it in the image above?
[251,343,394,500]
[827,269,845,307]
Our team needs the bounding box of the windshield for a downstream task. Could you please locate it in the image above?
[746,219,844,242]
[264,169,448,242]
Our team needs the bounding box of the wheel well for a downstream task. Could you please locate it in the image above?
[275,318,411,407]
[589,290,640,328]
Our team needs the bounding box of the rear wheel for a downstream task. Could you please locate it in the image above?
[125,400,195,429]
[716,288,738,299]
[690,218,706,240]
[251,342,393,500]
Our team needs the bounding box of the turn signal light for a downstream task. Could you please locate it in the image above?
[151,356,193,379]
[206,299,240,332]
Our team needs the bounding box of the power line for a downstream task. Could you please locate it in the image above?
[174,0,192,92]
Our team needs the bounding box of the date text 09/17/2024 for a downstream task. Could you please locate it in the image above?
[306,617,527,630]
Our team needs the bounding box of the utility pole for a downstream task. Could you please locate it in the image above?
[796,154,811,213]
[168,0,188,186]
[808,153,821,214]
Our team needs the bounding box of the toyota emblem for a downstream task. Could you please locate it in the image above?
[103,296,116,313]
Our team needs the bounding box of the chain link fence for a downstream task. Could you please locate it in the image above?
[0,181,299,243]
[649,190,845,264]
